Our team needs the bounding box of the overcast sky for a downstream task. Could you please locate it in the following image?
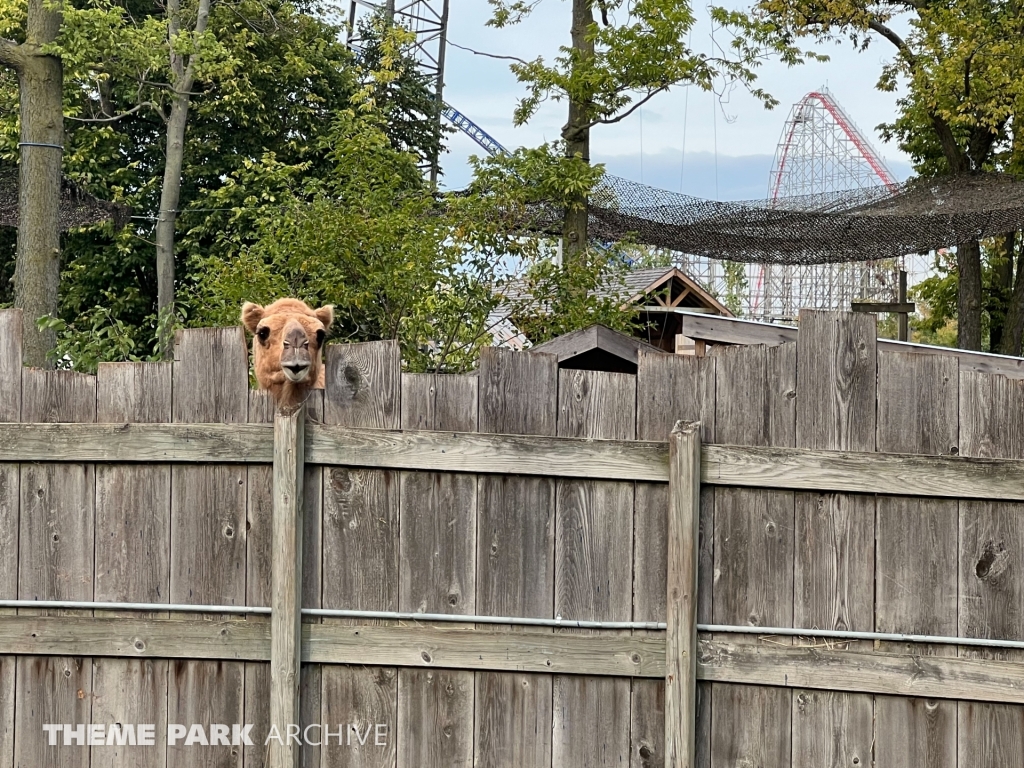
[437,1,915,200]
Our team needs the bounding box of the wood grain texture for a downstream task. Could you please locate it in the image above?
[324,340,400,429]
[245,390,274,768]
[958,370,1024,768]
[0,313,17,768]
[0,309,22,422]
[97,362,173,423]
[93,360,172,768]
[709,344,794,768]
[10,420,1024,501]
[398,374,476,768]
[0,655,13,768]
[554,369,635,768]
[321,340,400,768]
[793,310,875,768]
[172,327,249,425]
[13,614,1024,702]
[270,408,305,768]
[954,366,1024,768]
[875,350,958,768]
[635,349,715,768]
[16,368,96,768]
[167,661,245,768]
[665,423,701,768]
[0,615,661,676]
[169,327,249,768]
[680,309,1024,380]
[475,348,557,768]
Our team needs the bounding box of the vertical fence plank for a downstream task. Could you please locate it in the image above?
[709,344,794,768]
[245,390,274,768]
[793,310,875,768]
[0,309,22,421]
[958,371,1024,767]
[475,348,557,768]
[169,328,249,768]
[93,362,172,768]
[270,407,305,768]
[875,351,958,768]
[321,341,400,768]
[665,421,700,768]
[398,374,477,768]
[634,350,715,768]
[16,369,97,768]
[0,309,19,768]
[552,369,635,768]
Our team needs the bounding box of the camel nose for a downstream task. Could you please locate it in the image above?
[284,361,309,373]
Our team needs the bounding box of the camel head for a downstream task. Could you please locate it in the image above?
[241,298,334,411]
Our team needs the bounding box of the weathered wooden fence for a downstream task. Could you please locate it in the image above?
[3,306,1024,768]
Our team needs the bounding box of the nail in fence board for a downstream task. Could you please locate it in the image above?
[169,328,249,768]
[792,310,876,768]
[635,349,716,768]
[474,347,557,768]
[552,369,635,768]
[16,367,97,768]
[398,374,478,768]
[875,351,958,768]
[709,344,795,768]
[321,341,400,768]
[93,362,173,768]
[0,311,19,768]
[958,371,1024,767]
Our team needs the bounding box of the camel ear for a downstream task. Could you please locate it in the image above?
[241,302,264,333]
[314,305,334,330]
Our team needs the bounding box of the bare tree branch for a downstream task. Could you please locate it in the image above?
[867,19,917,65]
[448,40,529,65]
[67,101,155,123]
[583,85,670,131]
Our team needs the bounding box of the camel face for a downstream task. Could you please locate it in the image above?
[241,298,334,410]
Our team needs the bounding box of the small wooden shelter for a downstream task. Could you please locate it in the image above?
[529,324,665,374]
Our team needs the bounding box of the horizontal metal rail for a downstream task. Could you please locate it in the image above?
[0,600,664,630]
[5,600,1024,651]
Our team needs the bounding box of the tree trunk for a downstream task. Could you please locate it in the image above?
[155,95,190,358]
[560,0,594,260]
[988,231,1015,351]
[154,0,211,358]
[957,239,983,351]
[4,0,63,368]
[999,231,1024,356]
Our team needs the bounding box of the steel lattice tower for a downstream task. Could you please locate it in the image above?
[748,88,902,322]
[347,0,450,181]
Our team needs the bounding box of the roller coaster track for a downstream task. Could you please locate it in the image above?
[441,104,509,156]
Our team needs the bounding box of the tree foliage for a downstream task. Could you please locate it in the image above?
[753,0,1024,351]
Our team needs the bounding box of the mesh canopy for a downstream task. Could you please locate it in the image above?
[575,173,1024,265]
[0,169,129,231]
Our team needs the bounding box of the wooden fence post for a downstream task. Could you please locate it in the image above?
[270,404,305,768]
[665,420,701,768]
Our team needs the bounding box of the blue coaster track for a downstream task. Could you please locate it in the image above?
[441,104,508,156]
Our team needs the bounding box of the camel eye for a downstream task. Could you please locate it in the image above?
[256,326,270,344]
[316,329,326,346]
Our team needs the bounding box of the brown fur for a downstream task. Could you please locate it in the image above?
[241,298,334,411]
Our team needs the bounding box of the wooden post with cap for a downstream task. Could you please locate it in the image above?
[665,420,701,768]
